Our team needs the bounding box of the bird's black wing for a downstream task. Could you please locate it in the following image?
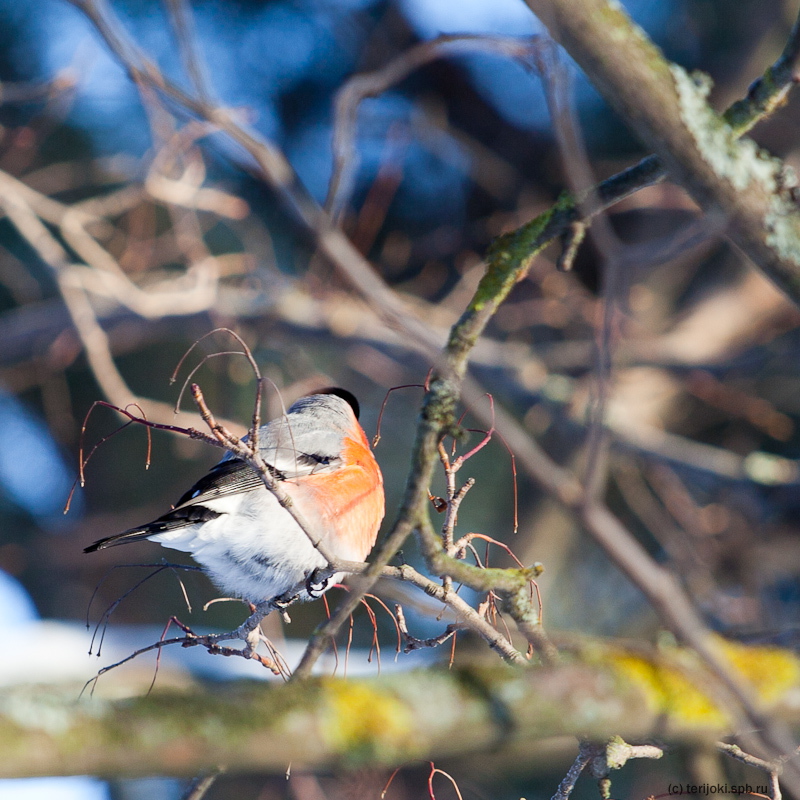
[172,458,275,507]
[84,459,270,552]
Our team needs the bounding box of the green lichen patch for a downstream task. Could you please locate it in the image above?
[476,196,571,313]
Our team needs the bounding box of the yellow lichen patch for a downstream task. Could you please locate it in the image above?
[607,637,800,730]
[319,680,415,762]
[608,652,727,729]
[711,637,800,705]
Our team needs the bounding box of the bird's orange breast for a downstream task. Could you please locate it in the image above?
[285,428,384,561]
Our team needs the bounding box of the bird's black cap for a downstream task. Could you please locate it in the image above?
[317,387,360,419]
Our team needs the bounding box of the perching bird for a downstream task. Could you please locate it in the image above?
[85,389,384,604]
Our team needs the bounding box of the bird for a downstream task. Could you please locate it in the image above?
[84,388,384,605]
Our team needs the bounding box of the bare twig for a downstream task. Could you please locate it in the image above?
[86,562,203,658]
[556,220,586,272]
[551,742,594,800]
[552,738,663,800]
[395,604,460,653]
[428,762,465,800]
[180,768,225,800]
[718,742,787,800]
[84,613,284,692]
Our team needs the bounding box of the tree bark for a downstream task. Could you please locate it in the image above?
[2,642,798,778]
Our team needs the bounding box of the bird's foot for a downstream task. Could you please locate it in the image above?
[305,568,330,599]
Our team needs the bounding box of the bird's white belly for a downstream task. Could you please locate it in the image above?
[148,490,331,602]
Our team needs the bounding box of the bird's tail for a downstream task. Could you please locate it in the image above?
[83,528,156,552]
[84,505,222,553]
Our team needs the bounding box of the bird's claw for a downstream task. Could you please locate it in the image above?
[305,568,330,599]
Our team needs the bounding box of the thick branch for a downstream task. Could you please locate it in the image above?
[524,0,800,305]
[3,640,798,778]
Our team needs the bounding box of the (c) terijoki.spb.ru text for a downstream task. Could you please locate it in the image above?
[669,784,768,795]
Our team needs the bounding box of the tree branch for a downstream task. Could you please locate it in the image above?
[524,0,800,306]
[3,640,798,778]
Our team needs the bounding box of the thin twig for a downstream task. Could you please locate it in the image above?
[180,768,225,800]
[395,604,461,653]
[551,744,594,800]
[718,742,784,800]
